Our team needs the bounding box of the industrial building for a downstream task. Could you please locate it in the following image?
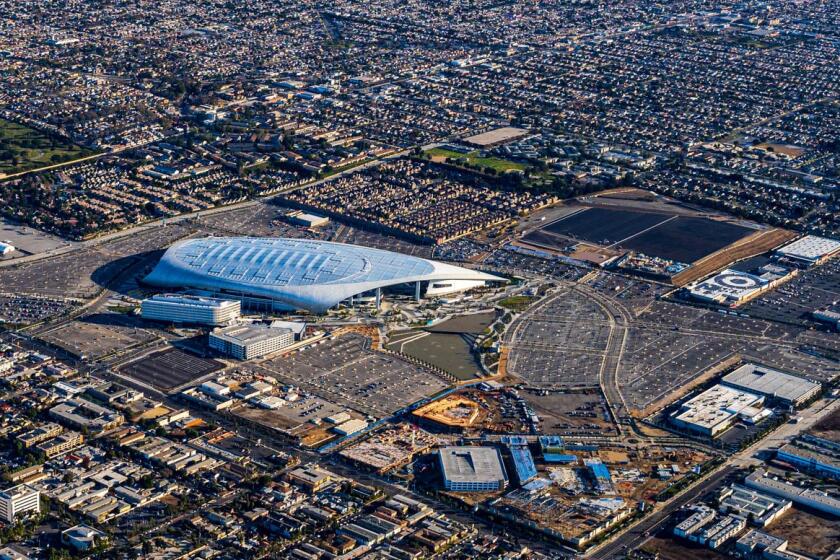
[140,294,241,326]
[718,484,792,527]
[776,435,840,480]
[438,447,508,492]
[0,484,40,523]
[722,364,821,407]
[585,458,614,494]
[144,237,503,313]
[209,324,296,360]
[670,384,769,437]
[745,469,840,517]
[774,235,840,267]
[813,306,840,330]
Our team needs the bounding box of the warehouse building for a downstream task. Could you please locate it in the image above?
[438,447,508,492]
[776,435,840,480]
[774,235,840,267]
[209,324,295,360]
[141,294,241,326]
[722,363,821,408]
[286,210,330,228]
[745,469,840,517]
[718,484,792,527]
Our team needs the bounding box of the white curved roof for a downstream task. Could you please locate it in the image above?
[144,237,503,312]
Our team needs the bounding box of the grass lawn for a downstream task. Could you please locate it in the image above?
[425,147,528,172]
[0,118,94,175]
[498,295,538,312]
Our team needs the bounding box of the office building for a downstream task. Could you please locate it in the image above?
[141,294,240,326]
[438,447,508,492]
[209,324,295,360]
[0,484,40,523]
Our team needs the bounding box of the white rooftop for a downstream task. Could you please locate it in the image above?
[722,363,820,403]
[673,385,764,431]
[439,446,507,485]
[776,235,840,263]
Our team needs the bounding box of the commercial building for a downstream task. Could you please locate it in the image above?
[286,210,330,228]
[16,422,63,448]
[722,363,821,407]
[671,384,768,437]
[687,269,771,307]
[61,525,107,551]
[35,431,84,458]
[745,469,840,517]
[718,485,792,527]
[49,399,124,433]
[144,237,503,313]
[438,447,508,492]
[287,465,337,493]
[0,484,40,523]
[209,324,296,360]
[776,435,840,480]
[141,294,241,326]
[775,235,840,267]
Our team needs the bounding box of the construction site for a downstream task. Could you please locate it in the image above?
[338,424,440,475]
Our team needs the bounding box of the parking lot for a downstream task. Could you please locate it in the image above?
[506,290,610,388]
[0,294,76,326]
[120,348,225,391]
[252,333,450,417]
[39,313,159,359]
[742,258,840,328]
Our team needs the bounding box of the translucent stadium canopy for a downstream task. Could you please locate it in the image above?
[144,237,504,312]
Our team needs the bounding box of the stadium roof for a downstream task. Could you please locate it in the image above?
[144,237,503,313]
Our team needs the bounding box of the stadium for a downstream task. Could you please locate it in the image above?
[143,237,504,313]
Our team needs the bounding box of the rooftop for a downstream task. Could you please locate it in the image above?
[722,363,820,404]
[438,446,507,485]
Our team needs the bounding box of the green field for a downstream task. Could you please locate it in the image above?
[0,119,93,176]
[498,295,538,312]
[425,147,528,173]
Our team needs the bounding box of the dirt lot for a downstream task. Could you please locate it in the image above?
[810,407,840,441]
[520,389,616,435]
[642,536,729,560]
[770,507,840,558]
